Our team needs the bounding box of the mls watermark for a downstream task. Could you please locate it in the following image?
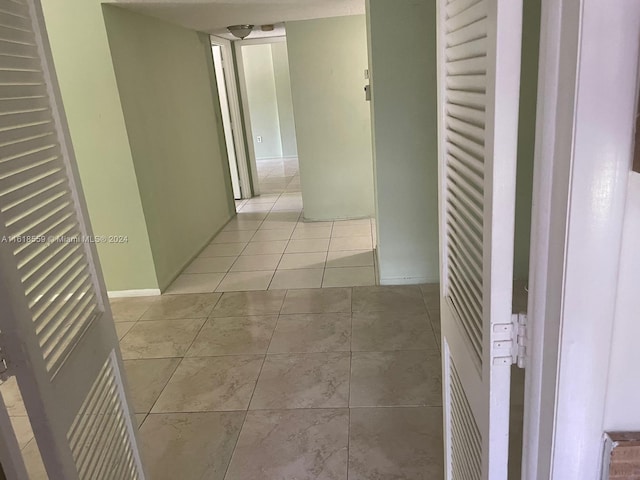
[1,235,129,245]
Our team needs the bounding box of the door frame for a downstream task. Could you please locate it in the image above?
[210,35,253,199]
[523,0,640,478]
[234,36,288,197]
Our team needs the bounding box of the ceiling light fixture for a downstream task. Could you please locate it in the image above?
[227,24,254,40]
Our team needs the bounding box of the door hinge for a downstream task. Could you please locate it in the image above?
[511,313,527,369]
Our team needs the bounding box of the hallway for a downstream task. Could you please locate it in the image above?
[116,285,443,479]
[166,157,378,294]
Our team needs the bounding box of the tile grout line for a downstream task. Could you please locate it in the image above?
[220,288,286,479]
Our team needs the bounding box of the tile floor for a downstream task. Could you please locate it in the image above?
[166,157,378,294]
[0,157,446,479]
[0,285,444,479]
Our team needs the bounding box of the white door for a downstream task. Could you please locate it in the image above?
[212,45,242,200]
[437,0,523,478]
[0,0,145,478]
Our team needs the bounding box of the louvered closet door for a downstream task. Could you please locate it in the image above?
[0,0,145,478]
[436,0,522,478]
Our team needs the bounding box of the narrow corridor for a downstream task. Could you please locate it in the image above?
[167,157,378,294]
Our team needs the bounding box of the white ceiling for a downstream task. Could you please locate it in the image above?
[108,0,365,35]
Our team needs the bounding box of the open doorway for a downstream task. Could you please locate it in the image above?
[235,38,300,198]
[209,36,252,200]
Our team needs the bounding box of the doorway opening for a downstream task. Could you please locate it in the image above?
[235,38,300,199]
[209,36,252,200]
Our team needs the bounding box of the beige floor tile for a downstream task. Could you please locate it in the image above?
[164,273,225,294]
[216,271,275,292]
[250,352,350,409]
[352,311,439,351]
[250,228,294,242]
[230,254,282,272]
[22,439,47,480]
[139,412,243,480]
[296,220,333,228]
[115,321,136,340]
[184,256,236,273]
[259,220,298,230]
[352,285,426,313]
[0,377,27,417]
[238,203,274,213]
[119,319,205,359]
[285,238,330,254]
[187,316,278,356]
[123,358,181,413]
[245,194,280,204]
[322,267,376,288]
[329,236,373,252]
[268,313,351,353]
[349,407,444,480]
[212,290,286,317]
[296,218,335,230]
[199,242,247,257]
[109,296,159,322]
[334,218,371,226]
[141,293,221,320]
[430,308,441,337]
[211,230,256,244]
[331,224,372,238]
[265,211,300,221]
[221,219,264,231]
[225,409,348,480]
[278,252,327,270]
[10,416,33,449]
[291,225,332,239]
[135,413,147,429]
[281,288,352,314]
[326,250,374,268]
[350,351,442,407]
[153,356,263,412]
[242,240,288,255]
[269,268,324,290]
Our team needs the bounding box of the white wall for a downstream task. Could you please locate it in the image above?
[271,42,298,158]
[366,0,439,284]
[604,173,640,430]
[241,44,283,159]
[286,16,375,221]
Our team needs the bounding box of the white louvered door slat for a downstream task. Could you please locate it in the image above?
[437,0,522,478]
[0,0,145,478]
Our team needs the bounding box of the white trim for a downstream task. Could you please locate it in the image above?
[107,289,161,299]
[524,0,640,478]
[234,40,261,196]
[211,45,241,199]
[210,35,253,199]
[521,0,581,477]
[378,276,431,286]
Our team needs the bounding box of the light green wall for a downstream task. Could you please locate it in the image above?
[103,6,235,291]
[40,0,158,291]
[366,0,439,284]
[271,42,298,158]
[242,44,283,160]
[287,16,375,221]
[513,0,541,280]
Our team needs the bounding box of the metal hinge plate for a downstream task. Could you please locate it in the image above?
[491,313,528,368]
[511,313,527,368]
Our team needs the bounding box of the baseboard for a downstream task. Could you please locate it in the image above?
[301,214,373,222]
[107,289,161,298]
[378,276,431,286]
